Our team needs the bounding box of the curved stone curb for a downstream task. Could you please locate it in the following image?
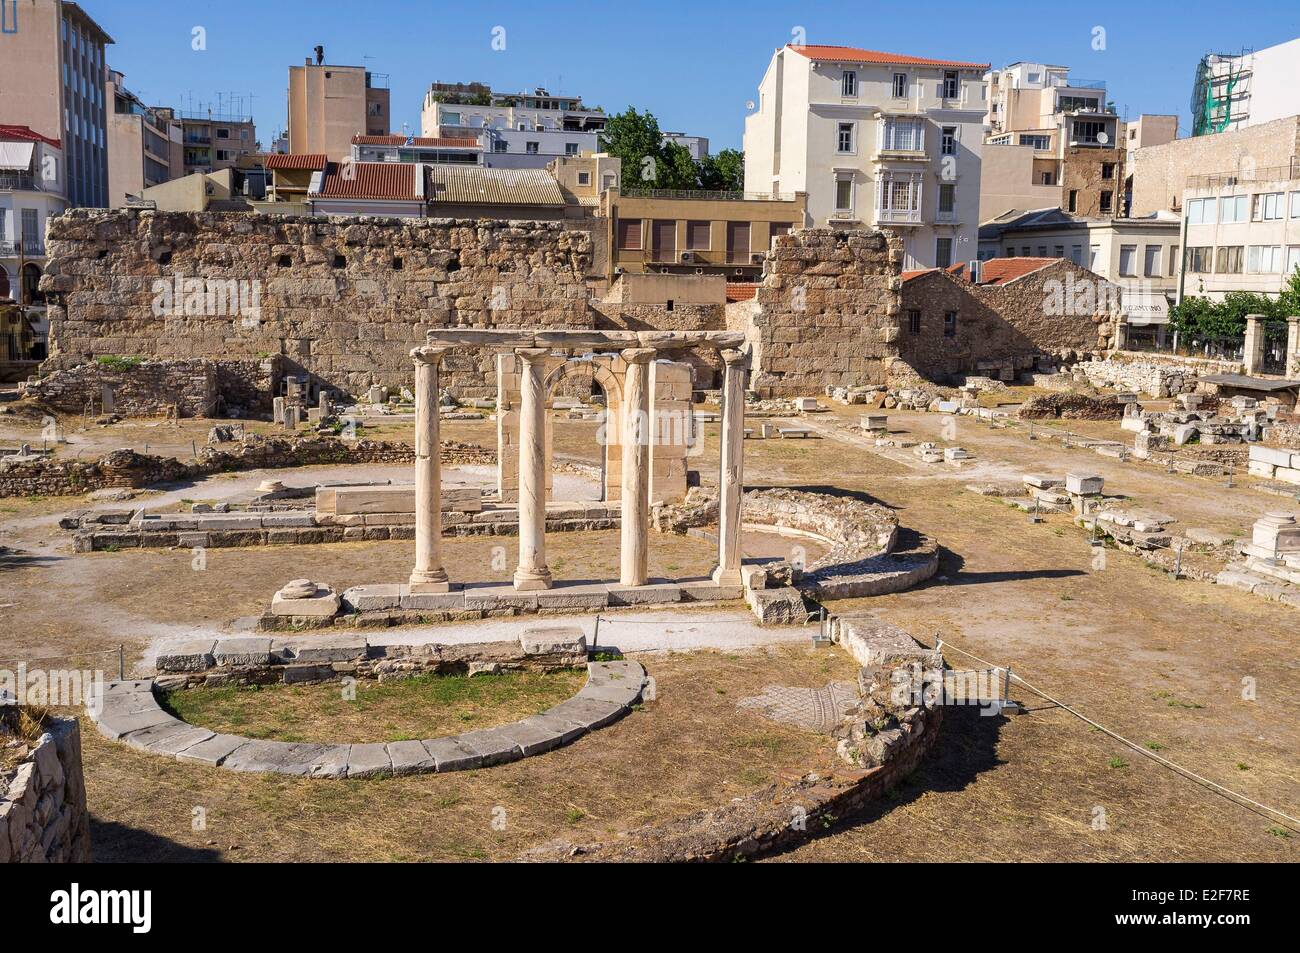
[87,661,645,778]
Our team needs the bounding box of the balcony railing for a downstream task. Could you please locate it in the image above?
[875,208,923,225]
[0,240,46,257]
[0,173,55,193]
[935,209,957,224]
[1186,158,1300,191]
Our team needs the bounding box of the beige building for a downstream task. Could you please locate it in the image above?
[106,70,183,206]
[744,43,987,270]
[0,0,113,207]
[175,113,257,176]
[288,57,390,162]
[982,62,1126,221]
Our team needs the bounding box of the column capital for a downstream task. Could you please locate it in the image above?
[1287,315,1300,325]
[515,347,551,363]
[620,347,656,365]
[411,345,449,364]
[1244,313,1267,324]
[720,347,750,368]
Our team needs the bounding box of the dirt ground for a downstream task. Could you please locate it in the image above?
[2,403,1298,862]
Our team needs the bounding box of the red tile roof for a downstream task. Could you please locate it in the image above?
[977,257,1059,285]
[316,162,420,201]
[901,268,937,282]
[0,124,61,148]
[787,44,989,70]
[726,283,759,302]
[352,134,481,148]
[264,153,329,171]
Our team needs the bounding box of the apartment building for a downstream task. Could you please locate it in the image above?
[350,134,483,165]
[288,58,391,162]
[175,112,257,176]
[0,125,67,314]
[981,62,1124,221]
[1180,163,1300,302]
[744,44,987,270]
[421,83,607,171]
[1190,39,1300,137]
[106,69,183,206]
[979,206,1181,339]
[0,0,112,207]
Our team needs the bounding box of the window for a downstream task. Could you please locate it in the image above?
[1051,244,1063,258]
[1215,246,1243,273]
[834,176,853,212]
[1100,190,1113,214]
[837,122,854,153]
[936,237,953,269]
[1072,120,1105,144]
[937,183,955,217]
[1040,171,1055,185]
[1087,245,1100,269]
[726,221,751,262]
[1143,245,1161,277]
[1101,162,1114,180]
[1186,246,1212,273]
[1168,245,1179,276]
[686,220,711,250]
[941,126,957,156]
[565,143,579,155]
[880,116,924,151]
[0,208,7,241]
[1070,245,1083,265]
[1018,134,1051,150]
[842,70,857,97]
[1247,245,1283,273]
[616,219,642,251]
[651,220,676,260]
[876,171,922,222]
[1186,197,1217,225]
[216,128,230,139]
[1021,247,1031,257]
[1037,246,1048,257]
[1068,190,1079,212]
[1252,192,1284,221]
[577,171,590,186]
[907,310,921,334]
[943,311,957,337]
[1288,246,1300,275]
[892,72,907,98]
[492,140,508,153]
[1290,192,1300,218]
[1220,194,1249,223]
[942,71,959,99]
[1059,95,1100,112]
[525,141,539,155]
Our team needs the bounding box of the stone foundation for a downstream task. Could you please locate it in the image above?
[1,714,91,863]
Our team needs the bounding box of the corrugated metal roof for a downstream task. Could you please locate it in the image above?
[426,166,564,206]
[787,44,988,69]
[265,153,329,171]
[316,162,420,201]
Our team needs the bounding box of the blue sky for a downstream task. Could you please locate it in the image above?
[93,0,1300,151]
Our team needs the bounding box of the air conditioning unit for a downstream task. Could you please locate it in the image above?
[680,251,695,264]
[660,266,671,274]
[750,253,765,265]
[613,267,625,275]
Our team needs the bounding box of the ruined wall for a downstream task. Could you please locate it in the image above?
[591,300,725,387]
[899,260,1114,383]
[743,228,903,397]
[1075,350,1244,397]
[1061,145,1124,217]
[41,210,594,399]
[20,357,280,417]
[0,716,91,863]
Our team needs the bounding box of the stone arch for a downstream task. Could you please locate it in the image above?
[543,355,624,503]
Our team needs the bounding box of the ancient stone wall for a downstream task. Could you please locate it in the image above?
[40,209,594,399]
[20,357,280,417]
[591,300,726,388]
[743,228,904,397]
[0,715,91,863]
[1075,351,1244,397]
[899,261,1114,383]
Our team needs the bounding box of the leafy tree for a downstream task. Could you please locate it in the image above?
[1170,267,1300,341]
[699,148,744,192]
[599,107,668,191]
[655,141,700,190]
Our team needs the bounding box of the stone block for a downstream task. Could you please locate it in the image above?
[493,719,564,756]
[544,696,628,731]
[533,584,609,611]
[342,584,404,612]
[400,589,466,610]
[420,736,483,772]
[333,485,416,515]
[746,585,807,625]
[175,733,248,767]
[345,742,393,778]
[606,581,682,606]
[1022,474,1063,489]
[212,637,274,666]
[280,633,369,663]
[155,639,217,673]
[1065,473,1104,496]
[453,728,523,766]
[1249,445,1292,468]
[222,740,333,776]
[520,626,587,656]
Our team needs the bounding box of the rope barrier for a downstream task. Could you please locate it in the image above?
[930,636,1300,834]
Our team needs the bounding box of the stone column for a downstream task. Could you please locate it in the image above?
[712,347,748,587]
[514,348,553,591]
[619,348,655,587]
[1243,313,1267,376]
[1113,314,1129,351]
[409,346,450,592]
[1286,316,1300,378]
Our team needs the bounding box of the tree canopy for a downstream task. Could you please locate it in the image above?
[1170,268,1300,341]
[598,107,743,193]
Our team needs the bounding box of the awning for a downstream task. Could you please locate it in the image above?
[1122,290,1169,326]
[0,141,35,172]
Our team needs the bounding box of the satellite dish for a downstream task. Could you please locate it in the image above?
[746,101,756,111]
[1097,131,1109,144]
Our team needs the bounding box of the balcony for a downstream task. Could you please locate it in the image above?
[875,208,923,226]
[935,209,957,224]
[0,173,54,193]
[0,240,46,257]
[1186,158,1300,191]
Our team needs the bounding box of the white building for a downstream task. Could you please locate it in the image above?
[744,44,988,270]
[1191,38,1300,137]
[663,132,709,161]
[1180,165,1300,301]
[1,125,67,316]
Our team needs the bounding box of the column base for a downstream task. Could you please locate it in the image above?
[513,568,553,591]
[409,570,451,593]
[711,565,743,587]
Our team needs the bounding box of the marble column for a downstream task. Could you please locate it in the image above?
[1286,316,1300,378]
[409,346,450,592]
[1243,313,1267,376]
[712,347,748,586]
[619,348,655,587]
[514,348,553,591]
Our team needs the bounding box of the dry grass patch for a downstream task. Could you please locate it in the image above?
[161,669,587,744]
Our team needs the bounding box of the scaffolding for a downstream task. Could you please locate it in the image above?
[1191,49,1252,137]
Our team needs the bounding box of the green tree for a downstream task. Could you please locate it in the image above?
[654,141,700,190]
[699,148,744,192]
[599,107,669,191]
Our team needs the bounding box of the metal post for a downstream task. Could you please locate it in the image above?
[118,644,125,680]
[1173,539,1183,579]
[592,614,601,653]
[1226,462,1234,489]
